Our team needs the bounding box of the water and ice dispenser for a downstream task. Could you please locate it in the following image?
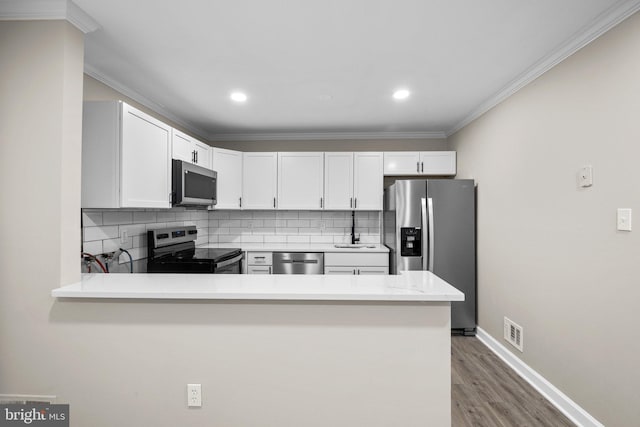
[400,227,422,257]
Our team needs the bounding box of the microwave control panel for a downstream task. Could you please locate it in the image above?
[400,227,422,257]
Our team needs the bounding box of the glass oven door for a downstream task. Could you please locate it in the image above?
[214,253,243,274]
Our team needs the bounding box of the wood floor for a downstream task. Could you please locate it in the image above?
[451,336,575,427]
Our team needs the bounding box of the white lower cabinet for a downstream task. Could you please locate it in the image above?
[323,253,389,275]
[248,265,272,274]
[247,252,273,274]
[324,266,388,275]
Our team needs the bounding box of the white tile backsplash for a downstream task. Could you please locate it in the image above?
[84,225,118,241]
[133,211,157,223]
[103,211,133,225]
[82,208,381,273]
[82,211,103,227]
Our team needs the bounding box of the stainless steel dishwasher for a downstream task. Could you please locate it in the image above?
[272,252,324,274]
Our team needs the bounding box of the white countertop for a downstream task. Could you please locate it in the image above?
[51,271,463,302]
[202,243,389,253]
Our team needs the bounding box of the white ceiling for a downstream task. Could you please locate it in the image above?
[72,0,638,140]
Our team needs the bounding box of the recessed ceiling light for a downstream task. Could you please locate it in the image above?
[230,92,248,102]
[393,89,410,100]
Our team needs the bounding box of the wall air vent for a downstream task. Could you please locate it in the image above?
[504,317,524,352]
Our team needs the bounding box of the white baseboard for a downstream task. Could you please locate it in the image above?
[475,327,604,427]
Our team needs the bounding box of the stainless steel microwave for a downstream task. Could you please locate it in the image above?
[172,159,217,207]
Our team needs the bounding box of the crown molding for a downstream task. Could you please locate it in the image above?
[84,64,209,141]
[208,131,447,142]
[0,0,99,33]
[446,0,640,137]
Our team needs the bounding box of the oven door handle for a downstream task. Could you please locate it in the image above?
[215,253,244,269]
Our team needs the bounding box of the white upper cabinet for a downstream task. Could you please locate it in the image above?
[324,152,383,210]
[171,129,210,168]
[278,152,324,210]
[353,152,383,210]
[383,152,420,175]
[243,152,278,209]
[383,151,456,176]
[82,101,172,209]
[324,152,354,210]
[211,147,243,209]
[193,140,211,169]
[419,151,456,175]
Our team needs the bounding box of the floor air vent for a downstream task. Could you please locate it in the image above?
[504,317,524,352]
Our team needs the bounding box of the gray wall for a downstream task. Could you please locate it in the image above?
[449,11,640,427]
[0,16,83,402]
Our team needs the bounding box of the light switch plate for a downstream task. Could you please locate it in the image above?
[578,165,593,187]
[617,208,632,231]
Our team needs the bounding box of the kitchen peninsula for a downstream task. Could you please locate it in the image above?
[52,271,463,426]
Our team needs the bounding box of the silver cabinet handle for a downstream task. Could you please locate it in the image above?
[421,162,424,173]
[350,198,353,208]
[274,197,276,208]
[320,197,323,208]
[195,151,198,163]
[354,198,357,209]
[239,197,242,208]
[417,161,420,172]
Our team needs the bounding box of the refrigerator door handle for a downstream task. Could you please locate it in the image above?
[421,197,428,271]
[427,197,435,271]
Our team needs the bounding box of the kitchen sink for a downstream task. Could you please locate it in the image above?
[333,244,376,249]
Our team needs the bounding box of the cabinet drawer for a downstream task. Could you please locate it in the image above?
[324,252,388,267]
[247,251,273,265]
[248,265,272,274]
[356,267,389,275]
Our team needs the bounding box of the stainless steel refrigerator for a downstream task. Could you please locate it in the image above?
[383,179,476,335]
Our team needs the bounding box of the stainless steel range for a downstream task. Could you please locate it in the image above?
[147,226,243,274]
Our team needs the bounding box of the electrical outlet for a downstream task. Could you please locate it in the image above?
[187,384,201,407]
[120,230,128,244]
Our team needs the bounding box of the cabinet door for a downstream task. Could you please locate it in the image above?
[353,152,383,210]
[419,151,456,175]
[193,140,211,168]
[171,129,194,163]
[211,147,243,209]
[356,266,389,275]
[383,152,420,175]
[277,152,324,210]
[120,104,171,208]
[324,266,356,275]
[324,152,353,210]
[243,153,278,209]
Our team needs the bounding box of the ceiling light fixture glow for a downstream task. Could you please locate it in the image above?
[230,92,248,102]
[393,89,410,100]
